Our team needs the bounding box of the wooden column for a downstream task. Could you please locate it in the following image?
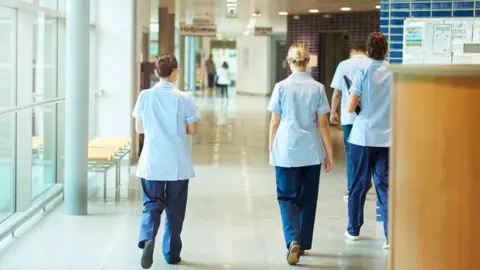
[389,66,480,270]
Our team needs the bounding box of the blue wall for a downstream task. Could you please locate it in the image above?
[380,0,480,63]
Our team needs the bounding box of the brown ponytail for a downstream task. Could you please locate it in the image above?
[366,32,388,61]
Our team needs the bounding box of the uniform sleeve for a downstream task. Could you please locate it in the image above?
[317,84,331,115]
[330,62,344,90]
[350,69,365,97]
[185,96,200,124]
[132,91,146,120]
[267,83,282,113]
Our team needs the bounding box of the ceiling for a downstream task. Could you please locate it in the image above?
[151,0,380,38]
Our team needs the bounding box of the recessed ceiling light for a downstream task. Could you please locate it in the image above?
[340,7,351,11]
[293,15,300,20]
[308,9,319,13]
[227,3,237,7]
[227,0,237,2]
[376,5,381,9]
[278,11,288,16]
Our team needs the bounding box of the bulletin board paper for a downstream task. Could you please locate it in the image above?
[403,18,480,65]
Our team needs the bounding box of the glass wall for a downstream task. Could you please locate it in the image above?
[0,0,96,225]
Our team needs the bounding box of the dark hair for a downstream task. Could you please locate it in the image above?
[222,61,229,69]
[366,32,388,61]
[351,40,366,52]
[155,53,178,78]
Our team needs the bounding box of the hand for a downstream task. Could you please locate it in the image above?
[324,155,334,173]
[330,112,339,124]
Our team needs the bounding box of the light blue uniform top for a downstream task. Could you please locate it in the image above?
[132,81,200,181]
[348,60,393,148]
[267,72,330,168]
[330,55,372,125]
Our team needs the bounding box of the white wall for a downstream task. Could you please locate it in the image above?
[236,36,273,96]
[94,0,136,138]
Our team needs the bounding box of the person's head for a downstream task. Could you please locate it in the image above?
[222,61,229,69]
[350,40,367,56]
[154,53,179,83]
[366,32,389,61]
[286,43,310,72]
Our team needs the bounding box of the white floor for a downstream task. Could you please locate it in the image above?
[0,93,388,270]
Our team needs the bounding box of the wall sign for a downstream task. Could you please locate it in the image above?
[254,27,273,36]
[180,23,217,37]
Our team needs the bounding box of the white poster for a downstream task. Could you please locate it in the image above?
[404,20,425,52]
[422,19,446,53]
[452,53,480,64]
[432,24,452,54]
[446,19,474,53]
[424,53,451,64]
[474,21,480,43]
[403,53,424,64]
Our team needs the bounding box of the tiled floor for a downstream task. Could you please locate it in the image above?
[0,93,388,270]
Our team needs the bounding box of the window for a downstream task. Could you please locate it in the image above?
[0,6,17,222]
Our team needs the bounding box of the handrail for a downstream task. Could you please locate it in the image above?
[0,98,65,116]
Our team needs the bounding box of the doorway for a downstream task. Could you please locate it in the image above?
[275,40,287,83]
[319,31,349,103]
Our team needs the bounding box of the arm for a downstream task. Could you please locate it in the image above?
[317,114,333,172]
[135,120,144,134]
[185,96,200,136]
[347,94,360,113]
[330,89,342,124]
[269,113,280,152]
[329,63,344,124]
[186,123,197,135]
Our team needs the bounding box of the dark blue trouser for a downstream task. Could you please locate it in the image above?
[275,165,321,250]
[138,179,189,262]
[347,144,389,239]
[342,125,354,190]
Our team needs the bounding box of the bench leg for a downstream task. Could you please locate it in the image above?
[115,159,121,202]
[103,167,107,203]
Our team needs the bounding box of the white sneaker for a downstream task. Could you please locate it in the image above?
[343,191,349,202]
[383,241,390,249]
[344,231,360,241]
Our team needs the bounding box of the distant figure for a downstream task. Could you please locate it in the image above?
[132,53,200,269]
[268,43,334,265]
[330,40,372,200]
[216,62,231,98]
[204,54,216,90]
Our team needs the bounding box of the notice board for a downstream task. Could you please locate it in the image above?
[403,18,480,64]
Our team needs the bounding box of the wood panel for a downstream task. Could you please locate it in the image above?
[390,67,480,270]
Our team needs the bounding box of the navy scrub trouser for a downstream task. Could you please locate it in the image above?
[275,165,321,250]
[138,179,189,262]
[342,124,354,190]
[347,144,389,239]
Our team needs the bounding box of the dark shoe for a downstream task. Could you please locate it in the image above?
[166,257,182,265]
[287,242,300,265]
[141,240,155,269]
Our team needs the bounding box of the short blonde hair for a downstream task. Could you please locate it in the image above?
[286,43,310,67]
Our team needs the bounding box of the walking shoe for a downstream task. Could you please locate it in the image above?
[383,241,390,249]
[141,240,155,269]
[287,242,300,265]
[166,257,182,265]
[344,231,360,241]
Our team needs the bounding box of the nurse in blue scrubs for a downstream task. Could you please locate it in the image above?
[344,33,392,249]
[268,43,334,265]
[132,53,200,269]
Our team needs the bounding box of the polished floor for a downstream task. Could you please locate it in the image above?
[0,93,388,269]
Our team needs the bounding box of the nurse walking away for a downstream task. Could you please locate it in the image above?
[330,40,372,200]
[344,33,392,249]
[132,53,200,269]
[268,43,334,265]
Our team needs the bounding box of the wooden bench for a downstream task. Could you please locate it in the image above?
[87,138,131,202]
